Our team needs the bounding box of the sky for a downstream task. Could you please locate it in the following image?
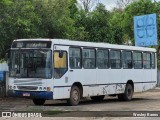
[99,0,160,11]
[100,0,117,10]
[77,0,118,11]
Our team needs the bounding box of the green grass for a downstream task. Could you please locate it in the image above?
[42,110,69,117]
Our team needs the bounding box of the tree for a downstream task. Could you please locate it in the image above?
[74,3,112,43]
[109,9,125,44]
[0,0,78,59]
[116,0,134,9]
[0,0,42,58]
[78,0,99,12]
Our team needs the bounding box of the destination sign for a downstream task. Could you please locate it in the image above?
[12,41,52,48]
[26,43,47,48]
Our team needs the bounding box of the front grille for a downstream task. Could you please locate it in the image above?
[14,79,42,86]
[17,86,38,90]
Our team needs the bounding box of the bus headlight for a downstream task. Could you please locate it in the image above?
[13,86,16,90]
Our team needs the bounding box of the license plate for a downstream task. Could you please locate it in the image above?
[23,93,30,97]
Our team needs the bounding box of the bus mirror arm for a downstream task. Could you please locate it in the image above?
[5,49,10,61]
[5,53,8,61]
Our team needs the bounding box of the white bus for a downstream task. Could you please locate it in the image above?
[7,39,157,106]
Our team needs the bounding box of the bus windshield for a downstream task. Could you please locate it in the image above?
[9,49,52,78]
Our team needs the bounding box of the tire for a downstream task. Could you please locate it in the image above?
[67,86,80,106]
[33,99,45,106]
[91,95,105,101]
[123,83,133,101]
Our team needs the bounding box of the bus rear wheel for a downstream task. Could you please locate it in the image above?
[33,99,45,105]
[123,83,133,101]
[67,86,80,106]
[91,95,105,101]
[118,83,133,101]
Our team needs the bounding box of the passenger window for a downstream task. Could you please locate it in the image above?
[69,48,82,69]
[83,48,95,69]
[97,49,109,69]
[122,51,132,69]
[133,52,142,69]
[143,53,151,69]
[54,51,67,78]
[151,53,155,69]
[110,50,121,69]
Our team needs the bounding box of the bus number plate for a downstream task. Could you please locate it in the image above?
[23,93,30,97]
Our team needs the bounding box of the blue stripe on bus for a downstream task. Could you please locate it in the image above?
[8,90,53,100]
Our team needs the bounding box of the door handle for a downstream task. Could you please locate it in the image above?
[70,70,73,72]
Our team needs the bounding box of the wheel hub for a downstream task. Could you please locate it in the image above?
[72,90,79,101]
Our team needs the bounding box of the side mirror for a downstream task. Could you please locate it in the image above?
[59,51,64,58]
[5,53,9,61]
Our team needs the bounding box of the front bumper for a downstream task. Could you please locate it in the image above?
[7,90,53,100]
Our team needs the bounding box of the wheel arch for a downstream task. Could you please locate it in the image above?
[126,80,134,91]
[72,82,83,98]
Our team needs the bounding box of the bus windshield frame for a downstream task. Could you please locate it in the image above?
[9,48,52,79]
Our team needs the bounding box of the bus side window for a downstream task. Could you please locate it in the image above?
[53,51,68,78]
[133,52,142,69]
[69,48,82,69]
[97,49,109,69]
[143,52,151,69]
[110,50,121,69]
[82,48,96,69]
[122,51,132,69]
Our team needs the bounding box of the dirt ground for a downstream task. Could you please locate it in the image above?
[1,87,160,118]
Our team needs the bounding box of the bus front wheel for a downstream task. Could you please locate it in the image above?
[33,99,45,105]
[67,86,80,106]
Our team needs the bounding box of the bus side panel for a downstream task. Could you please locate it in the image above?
[142,69,151,91]
[134,83,143,92]
[129,70,143,92]
[82,86,89,97]
[96,69,111,85]
[100,84,124,95]
[151,53,157,89]
[151,69,157,89]
[53,87,70,99]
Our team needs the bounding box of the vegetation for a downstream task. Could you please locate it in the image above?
[0,0,160,63]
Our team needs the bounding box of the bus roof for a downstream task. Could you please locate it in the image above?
[13,39,156,52]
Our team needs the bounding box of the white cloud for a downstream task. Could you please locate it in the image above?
[99,0,117,10]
